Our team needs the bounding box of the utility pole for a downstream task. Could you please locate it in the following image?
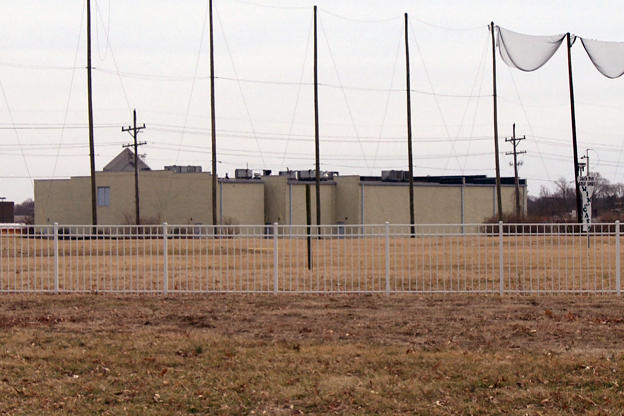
[122,109,146,225]
[313,5,321,236]
[405,13,415,236]
[490,22,503,221]
[567,32,583,224]
[209,0,218,227]
[505,124,526,217]
[87,0,97,227]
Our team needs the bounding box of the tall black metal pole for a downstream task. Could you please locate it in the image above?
[314,5,321,235]
[87,0,97,227]
[405,13,415,236]
[209,0,218,227]
[567,33,582,224]
[306,184,312,270]
[491,22,503,221]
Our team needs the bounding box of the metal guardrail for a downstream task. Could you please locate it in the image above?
[0,221,621,295]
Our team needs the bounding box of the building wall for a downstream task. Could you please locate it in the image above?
[290,183,336,226]
[263,177,337,230]
[263,175,289,224]
[35,172,265,226]
[220,181,265,226]
[414,185,463,224]
[360,183,527,225]
[35,177,92,225]
[97,171,213,225]
[499,184,527,217]
[35,171,526,227]
[362,183,463,225]
[463,186,497,223]
[335,176,361,225]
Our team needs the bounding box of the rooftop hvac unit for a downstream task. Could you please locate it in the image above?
[381,170,406,182]
[165,165,202,173]
[235,169,253,179]
[279,170,297,179]
[297,170,315,180]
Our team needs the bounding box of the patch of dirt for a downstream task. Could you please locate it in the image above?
[0,294,623,353]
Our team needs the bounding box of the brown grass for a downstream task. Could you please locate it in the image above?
[1,234,619,294]
[1,294,624,414]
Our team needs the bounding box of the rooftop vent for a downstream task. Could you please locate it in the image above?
[381,170,407,182]
[279,170,297,179]
[295,170,338,181]
[235,169,253,179]
[165,165,202,173]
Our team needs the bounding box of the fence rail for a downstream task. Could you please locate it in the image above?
[0,222,621,295]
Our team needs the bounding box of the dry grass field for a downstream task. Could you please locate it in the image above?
[1,233,619,294]
[1,294,624,415]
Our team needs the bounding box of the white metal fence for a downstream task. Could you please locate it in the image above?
[0,222,621,295]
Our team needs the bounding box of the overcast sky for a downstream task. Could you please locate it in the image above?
[1,0,623,204]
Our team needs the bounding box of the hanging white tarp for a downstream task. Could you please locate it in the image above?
[580,38,624,79]
[496,26,566,72]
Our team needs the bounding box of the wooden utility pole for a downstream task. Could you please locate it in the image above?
[122,109,146,225]
[405,13,415,236]
[490,22,503,221]
[209,0,218,227]
[567,33,583,224]
[313,5,321,235]
[87,0,97,227]
[505,124,526,217]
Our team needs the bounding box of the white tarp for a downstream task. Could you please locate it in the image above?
[580,38,624,79]
[496,26,566,72]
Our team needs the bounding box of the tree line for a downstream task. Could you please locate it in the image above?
[528,173,624,222]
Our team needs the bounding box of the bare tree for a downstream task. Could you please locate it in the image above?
[14,198,34,216]
[553,177,573,200]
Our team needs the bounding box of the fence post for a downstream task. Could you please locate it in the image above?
[53,222,59,295]
[273,222,279,294]
[385,222,390,295]
[163,222,168,295]
[499,221,504,295]
[617,221,621,296]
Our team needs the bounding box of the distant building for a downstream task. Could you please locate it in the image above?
[264,171,526,228]
[0,200,14,223]
[35,150,264,226]
[34,150,526,226]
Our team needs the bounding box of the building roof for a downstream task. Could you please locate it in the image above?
[359,174,526,186]
[103,148,151,172]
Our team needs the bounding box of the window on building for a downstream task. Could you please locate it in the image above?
[97,186,110,206]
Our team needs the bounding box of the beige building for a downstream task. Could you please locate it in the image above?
[34,151,526,227]
[264,172,526,228]
[35,172,265,226]
[35,151,265,226]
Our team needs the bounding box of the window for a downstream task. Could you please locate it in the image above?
[97,186,110,206]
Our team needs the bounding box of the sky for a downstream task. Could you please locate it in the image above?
[1,0,624,204]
